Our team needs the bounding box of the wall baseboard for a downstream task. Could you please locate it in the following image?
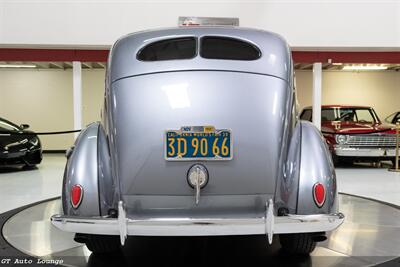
[43,150,66,154]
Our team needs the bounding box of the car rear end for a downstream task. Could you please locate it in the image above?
[106,27,291,220]
[52,28,344,253]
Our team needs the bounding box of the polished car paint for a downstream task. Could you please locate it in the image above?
[55,27,342,243]
[0,117,42,167]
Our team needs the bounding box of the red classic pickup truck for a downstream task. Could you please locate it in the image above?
[300,105,397,165]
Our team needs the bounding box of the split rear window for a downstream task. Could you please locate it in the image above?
[137,37,197,61]
[137,36,261,61]
[200,36,261,60]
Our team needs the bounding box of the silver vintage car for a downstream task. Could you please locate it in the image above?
[51,27,344,255]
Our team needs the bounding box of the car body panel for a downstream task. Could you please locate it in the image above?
[54,27,342,239]
[297,121,337,214]
[321,121,395,134]
[109,27,291,83]
[62,123,100,216]
[110,71,289,197]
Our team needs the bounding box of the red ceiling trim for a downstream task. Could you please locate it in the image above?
[0,49,399,63]
[0,49,109,62]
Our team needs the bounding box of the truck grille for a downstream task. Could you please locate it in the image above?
[347,134,397,148]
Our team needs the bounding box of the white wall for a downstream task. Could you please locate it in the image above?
[296,70,400,119]
[0,69,105,150]
[0,0,399,49]
[82,70,105,126]
[1,69,399,150]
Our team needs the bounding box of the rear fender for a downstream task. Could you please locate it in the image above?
[62,122,115,216]
[297,121,338,214]
[275,121,301,214]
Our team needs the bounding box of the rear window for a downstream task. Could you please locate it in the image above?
[137,37,196,61]
[200,36,261,60]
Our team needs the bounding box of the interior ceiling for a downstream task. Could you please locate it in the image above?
[0,61,400,71]
[0,61,106,69]
[293,63,400,71]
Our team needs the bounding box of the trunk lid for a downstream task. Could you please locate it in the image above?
[110,71,289,196]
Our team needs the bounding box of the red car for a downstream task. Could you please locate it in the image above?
[300,105,397,165]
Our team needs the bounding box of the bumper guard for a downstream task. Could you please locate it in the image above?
[51,200,345,245]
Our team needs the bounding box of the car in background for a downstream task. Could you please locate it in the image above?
[300,105,397,165]
[385,111,400,125]
[0,117,42,168]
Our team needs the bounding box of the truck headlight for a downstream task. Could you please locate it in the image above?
[335,135,348,144]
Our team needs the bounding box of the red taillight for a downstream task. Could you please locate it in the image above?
[71,184,83,209]
[313,183,326,208]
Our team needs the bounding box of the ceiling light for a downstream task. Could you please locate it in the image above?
[0,64,36,68]
[342,65,387,71]
[332,63,343,66]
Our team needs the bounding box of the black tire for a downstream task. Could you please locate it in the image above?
[75,234,120,254]
[332,154,341,166]
[279,233,316,255]
[332,154,353,167]
[22,164,36,170]
[391,158,400,168]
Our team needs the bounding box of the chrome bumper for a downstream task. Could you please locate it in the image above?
[335,146,396,157]
[51,200,344,245]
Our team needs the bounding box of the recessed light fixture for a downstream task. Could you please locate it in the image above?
[0,64,37,68]
[332,63,343,66]
[342,65,387,71]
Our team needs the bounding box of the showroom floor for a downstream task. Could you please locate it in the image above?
[3,194,400,267]
[1,154,400,266]
[0,154,399,214]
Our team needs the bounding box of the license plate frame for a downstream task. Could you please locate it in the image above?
[164,126,233,161]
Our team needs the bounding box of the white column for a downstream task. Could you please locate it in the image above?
[312,62,322,130]
[72,61,82,139]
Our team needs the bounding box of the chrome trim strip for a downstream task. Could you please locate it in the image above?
[118,201,128,245]
[265,199,274,244]
[345,134,397,147]
[335,146,396,157]
[51,212,344,244]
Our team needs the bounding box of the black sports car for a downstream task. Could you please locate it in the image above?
[0,117,42,167]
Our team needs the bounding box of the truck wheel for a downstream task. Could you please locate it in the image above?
[75,234,120,254]
[279,233,316,255]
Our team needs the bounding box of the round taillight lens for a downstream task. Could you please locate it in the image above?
[313,183,326,208]
[71,184,83,209]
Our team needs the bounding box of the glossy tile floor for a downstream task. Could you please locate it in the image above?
[0,155,65,214]
[3,195,400,267]
[0,155,399,213]
[1,155,400,266]
[336,162,400,206]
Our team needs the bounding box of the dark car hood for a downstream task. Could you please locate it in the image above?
[321,121,396,134]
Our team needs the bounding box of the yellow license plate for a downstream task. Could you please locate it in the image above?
[165,127,232,161]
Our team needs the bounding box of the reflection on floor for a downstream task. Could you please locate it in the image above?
[0,154,65,213]
[336,162,400,206]
[0,155,399,214]
[2,195,399,267]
